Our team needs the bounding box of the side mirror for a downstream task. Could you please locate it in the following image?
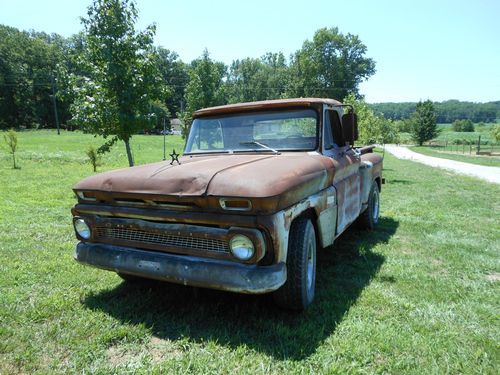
[342,112,358,145]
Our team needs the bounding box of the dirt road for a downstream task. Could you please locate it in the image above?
[384,145,500,184]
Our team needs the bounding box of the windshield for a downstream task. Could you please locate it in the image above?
[184,109,318,154]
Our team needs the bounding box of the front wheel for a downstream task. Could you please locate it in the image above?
[359,182,380,230]
[273,217,316,310]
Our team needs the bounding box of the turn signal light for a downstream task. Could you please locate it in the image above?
[219,199,252,211]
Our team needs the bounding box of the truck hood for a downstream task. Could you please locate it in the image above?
[74,153,336,209]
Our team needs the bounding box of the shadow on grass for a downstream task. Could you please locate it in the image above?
[389,179,413,185]
[83,217,398,360]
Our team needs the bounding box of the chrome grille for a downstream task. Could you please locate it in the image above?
[95,226,230,253]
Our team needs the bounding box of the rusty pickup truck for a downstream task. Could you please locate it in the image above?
[71,98,383,310]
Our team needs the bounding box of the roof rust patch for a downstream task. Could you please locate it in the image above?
[193,98,343,118]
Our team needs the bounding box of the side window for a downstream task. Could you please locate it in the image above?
[324,110,334,150]
[329,110,344,147]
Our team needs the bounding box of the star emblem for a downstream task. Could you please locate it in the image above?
[169,149,181,165]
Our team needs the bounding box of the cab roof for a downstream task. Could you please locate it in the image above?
[192,98,343,118]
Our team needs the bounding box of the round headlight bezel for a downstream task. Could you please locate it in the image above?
[74,218,91,240]
[229,234,255,261]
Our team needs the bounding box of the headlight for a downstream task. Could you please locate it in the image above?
[74,218,91,240]
[229,235,254,260]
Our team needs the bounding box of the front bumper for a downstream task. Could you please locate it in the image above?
[75,242,286,294]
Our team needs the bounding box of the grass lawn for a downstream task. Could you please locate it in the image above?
[397,123,498,147]
[435,123,496,143]
[409,146,500,167]
[1,130,499,374]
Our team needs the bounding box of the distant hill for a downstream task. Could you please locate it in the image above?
[369,100,500,123]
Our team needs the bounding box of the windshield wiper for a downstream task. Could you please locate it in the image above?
[183,150,231,156]
[239,141,279,154]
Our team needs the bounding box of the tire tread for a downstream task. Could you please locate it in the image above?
[273,218,315,310]
[359,183,379,230]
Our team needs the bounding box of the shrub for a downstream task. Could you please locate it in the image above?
[452,119,474,132]
[3,128,19,169]
[85,145,101,172]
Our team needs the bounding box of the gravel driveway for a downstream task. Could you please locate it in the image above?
[385,145,500,184]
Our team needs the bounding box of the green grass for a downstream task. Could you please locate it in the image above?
[1,130,499,374]
[409,146,500,167]
[398,124,497,147]
[435,123,496,143]
[1,130,186,167]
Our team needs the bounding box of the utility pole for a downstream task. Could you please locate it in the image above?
[163,117,166,161]
[51,76,60,135]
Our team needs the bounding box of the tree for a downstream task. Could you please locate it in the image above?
[287,27,375,100]
[260,52,289,100]
[343,94,399,145]
[180,50,226,138]
[227,52,289,103]
[69,0,166,166]
[156,47,188,115]
[411,100,438,146]
[491,124,500,142]
[149,100,170,133]
[394,119,414,133]
[227,57,267,103]
[55,32,90,131]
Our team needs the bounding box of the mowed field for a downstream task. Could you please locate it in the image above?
[434,122,497,143]
[0,131,499,374]
[404,122,500,167]
[408,146,500,167]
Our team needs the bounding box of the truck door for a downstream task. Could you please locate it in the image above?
[323,108,361,236]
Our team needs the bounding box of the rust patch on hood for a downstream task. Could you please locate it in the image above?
[74,153,336,212]
[74,154,273,196]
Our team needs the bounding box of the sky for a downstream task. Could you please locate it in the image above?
[1,0,499,103]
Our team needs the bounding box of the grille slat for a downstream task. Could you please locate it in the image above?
[95,226,229,253]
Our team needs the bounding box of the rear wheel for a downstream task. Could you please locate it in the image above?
[359,182,380,230]
[273,217,316,310]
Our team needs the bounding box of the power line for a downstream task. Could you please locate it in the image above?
[0,83,54,87]
[0,82,360,91]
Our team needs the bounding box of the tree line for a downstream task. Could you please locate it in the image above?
[4,0,493,167]
[0,18,375,134]
[3,18,496,134]
[0,25,68,130]
[370,100,500,123]
[1,0,381,166]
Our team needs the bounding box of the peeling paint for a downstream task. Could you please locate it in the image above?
[71,98,383,295]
